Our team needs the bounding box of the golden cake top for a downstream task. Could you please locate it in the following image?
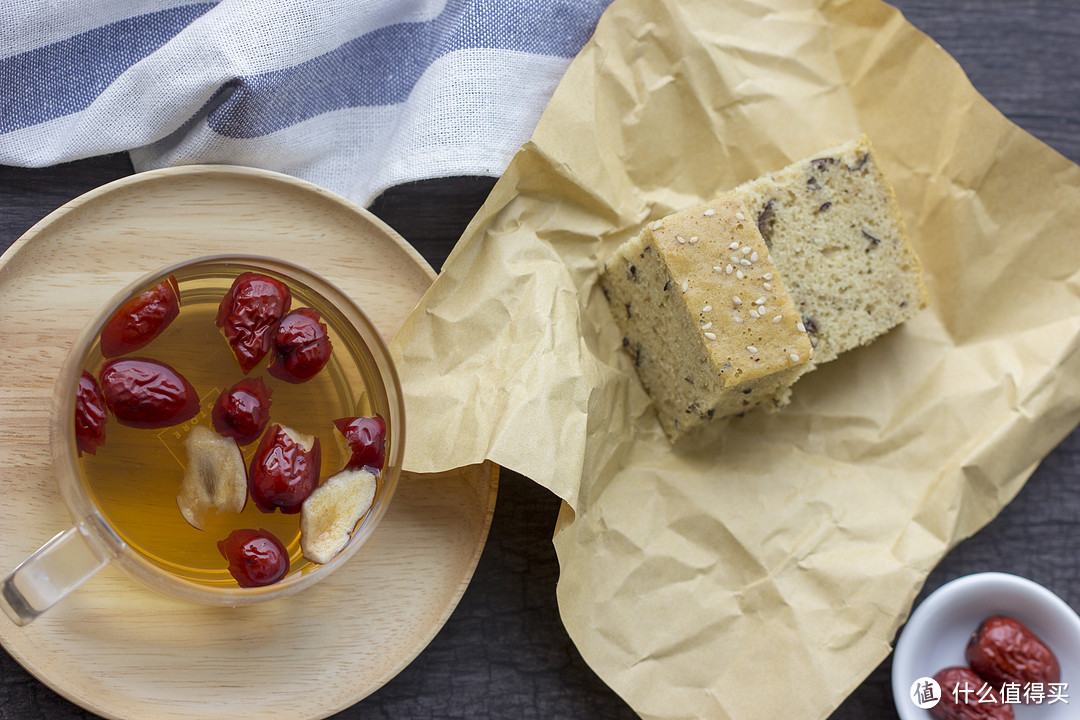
[644,196,813,387]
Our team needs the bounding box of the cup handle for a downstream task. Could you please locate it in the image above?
[0,516,117,626]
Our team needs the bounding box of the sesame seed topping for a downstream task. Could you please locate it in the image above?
[732,296,742,305]
[773,315,782,323]
[676,235,687,244]
[763,273,773,280]
[733,315,743,323]
[725,264,733,274]
[651,220,663,230]
[689,236,699,244]
[730,255,741,264]
[702,305,712,312]
[704,209,716,217]
[797,322,807,332]
[750,252,759,262]
[729,241,740,250]
[681,279,689,293]
[713,265,724,272]
[747,346,758,354]
[736,270,745,279]
[749,309,759,319]
[704,331,717,340]
[701,321,713,330]
[740,259,752,267]
[755,297,765,305]
[763,282,772,291]
[735,211,746,221]
[790,353,801,363]
[741,246,751,255]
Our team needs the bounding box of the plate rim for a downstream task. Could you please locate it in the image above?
[0,164,437,282]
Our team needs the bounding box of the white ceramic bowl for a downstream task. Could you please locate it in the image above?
[892,572,1080,719]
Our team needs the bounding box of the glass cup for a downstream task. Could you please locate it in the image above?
[0,256,404,625]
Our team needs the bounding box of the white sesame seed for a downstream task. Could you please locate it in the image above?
[749,309,759,319]
[736,270,745,279]
[676,235,687,244]
[763,282,772,291]
[733,315,743,323]
[704,331,717,340]
[689,236,699,244]
[735,211,746,221]
[713,265,724,272]
[732,296,742,305]
[755,297,765,305]
[797,322,806,333]
[741,246,751,255]
[730,255,741,264]
[740,259,752,267]
[725,264,733,275]
[702,305,712,312]
[747,346,758,354]
[701,321,712,330]
[763,273,773,280]
[729,241,740,250]
[750,252,759,262]
[773,315,782,323]
[704,209,716,217]
[681,279,689,293]
[651,220,663,230]
[790,353,801,363]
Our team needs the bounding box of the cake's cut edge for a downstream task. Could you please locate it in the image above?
[600,196,814,441]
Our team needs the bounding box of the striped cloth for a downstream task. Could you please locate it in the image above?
[0,0,611,205]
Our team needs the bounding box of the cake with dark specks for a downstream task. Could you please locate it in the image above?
[731,134,928,367]
[600,197,814,441]
[599,135,928,441]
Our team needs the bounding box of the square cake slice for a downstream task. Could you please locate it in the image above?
[600,196,814,441]
[729,135,929,366]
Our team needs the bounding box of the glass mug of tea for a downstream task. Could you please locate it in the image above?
[0,256,404,625]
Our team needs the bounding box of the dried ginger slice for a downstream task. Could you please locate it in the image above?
[300,467,377,564]
[176,424,247,529]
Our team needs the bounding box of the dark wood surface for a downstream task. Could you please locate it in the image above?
[0,1,1077,717]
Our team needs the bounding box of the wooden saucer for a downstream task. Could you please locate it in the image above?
[0,166,498,720]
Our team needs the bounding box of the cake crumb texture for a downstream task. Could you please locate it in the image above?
[599,197,813,441]
[730,134,929,366]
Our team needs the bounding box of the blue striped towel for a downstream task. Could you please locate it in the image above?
[0,0,611,205]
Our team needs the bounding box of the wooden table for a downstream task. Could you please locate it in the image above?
[0,1,1076,717]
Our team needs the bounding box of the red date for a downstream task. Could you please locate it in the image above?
[966,615,1060,689]
[931,666,1014,720]
[75,371,108,455]
[212,377,273,446]
[99,358,200,429]
[267,308,332,383]
[333,415,386,472]
[99,275,180,358]
[248,424,321,514]
[217,528,289,588]
[216,272,291,374]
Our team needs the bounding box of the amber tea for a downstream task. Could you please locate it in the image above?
[76,259,392,587]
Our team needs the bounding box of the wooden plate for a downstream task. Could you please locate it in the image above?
[0,166,498,720]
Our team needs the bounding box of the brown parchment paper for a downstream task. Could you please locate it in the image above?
[389,0,1080,717]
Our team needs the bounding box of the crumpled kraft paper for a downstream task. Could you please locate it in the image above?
[388,0,1080,717]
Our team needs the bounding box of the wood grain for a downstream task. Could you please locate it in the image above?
[0,166,498,720]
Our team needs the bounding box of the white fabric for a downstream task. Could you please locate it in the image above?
[0,0,611,205]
